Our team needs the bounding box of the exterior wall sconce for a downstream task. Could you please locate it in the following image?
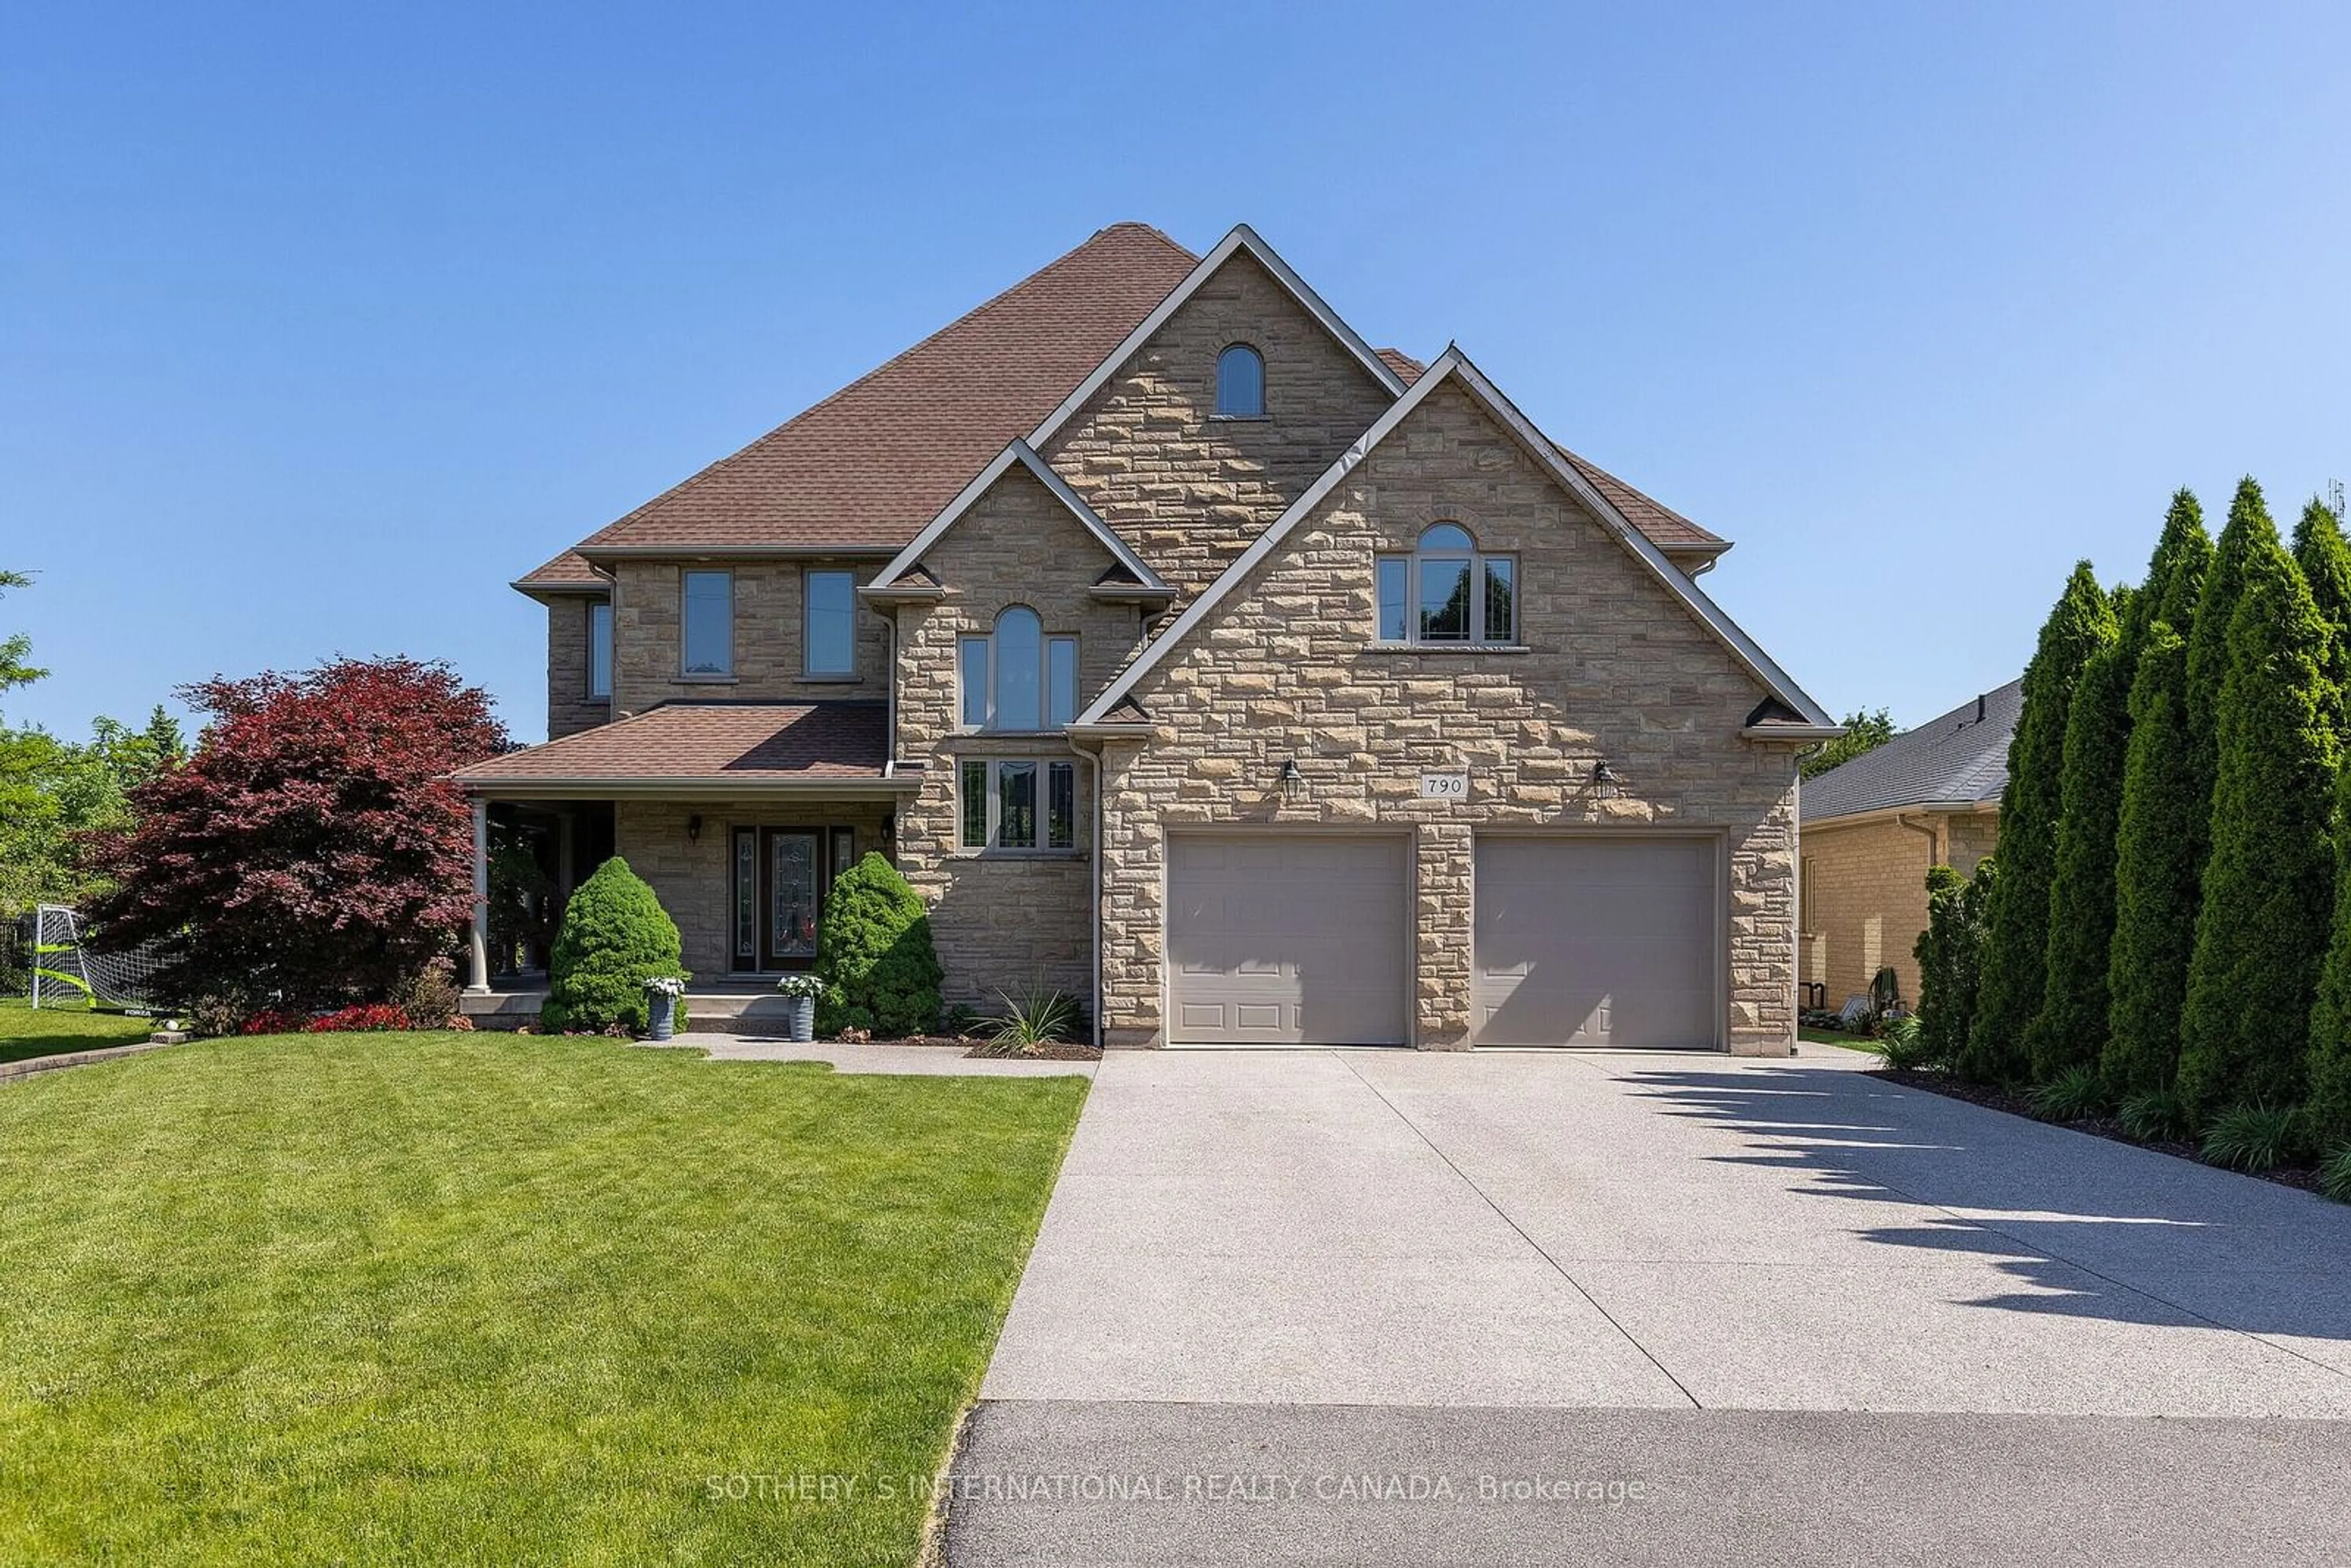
[686,814,703,844]
[1279,757,1305,801]
[1591,760,1618,799]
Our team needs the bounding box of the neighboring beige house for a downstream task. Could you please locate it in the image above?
[1798,680,2019,1011]
[456,222,1840,1052]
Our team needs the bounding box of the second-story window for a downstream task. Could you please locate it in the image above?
[683,569,733,677]
[587,600,612,699]
[959,606,1078,730]
[1376,523,1518,645]
[804,569,855,677]
[1215,343,1265,418]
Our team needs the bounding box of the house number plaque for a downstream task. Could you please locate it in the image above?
[1419,773,1469,800]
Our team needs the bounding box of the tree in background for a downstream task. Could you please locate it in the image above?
[2027,582,2137,1081]
[2292,498,2351,738]
[1962,563,2115,1082]
[2177,500,2338,1122]
[1800,708,1895,779]
[86,658,504,1015]
[1914,859,1994,1068]
[0,569,45,697]
[2302,753,2351,1153]
[0,708,186,918]
[2104,493,2214,1096]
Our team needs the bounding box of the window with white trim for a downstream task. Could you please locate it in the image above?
[958,607,1078,730]
[1215,343,1265,418]
[960,757,1077,850]
[1376,523,1517,645]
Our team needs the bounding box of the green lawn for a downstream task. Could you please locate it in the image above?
[1801,1025,1879,1052]
[0,994,154,1064]
[0,1033,1089,1565]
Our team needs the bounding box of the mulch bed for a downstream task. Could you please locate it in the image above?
[795,1033,1103,1060]
[960,1040,1103,1061]
[1876,1067,2322,1193]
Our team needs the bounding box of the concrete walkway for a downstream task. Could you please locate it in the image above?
[951,1048,2351,1564]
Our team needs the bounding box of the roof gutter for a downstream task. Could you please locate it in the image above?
[1802,799,1994,831]
[452,776,926,800]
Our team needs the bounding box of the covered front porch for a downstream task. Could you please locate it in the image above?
[449,701,920,1008]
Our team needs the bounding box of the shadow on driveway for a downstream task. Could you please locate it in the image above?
[1621,1067,2351,1342]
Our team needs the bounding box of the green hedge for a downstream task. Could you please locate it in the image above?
[1963,561,2114,1082]
[2178,489,2337,1122]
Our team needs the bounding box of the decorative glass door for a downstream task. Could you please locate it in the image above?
[765,830,819,967]
[729,824,857,971]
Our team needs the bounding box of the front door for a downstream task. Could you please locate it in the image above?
[732,825,859,972]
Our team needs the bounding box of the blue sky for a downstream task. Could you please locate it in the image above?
[5,2,2347,741]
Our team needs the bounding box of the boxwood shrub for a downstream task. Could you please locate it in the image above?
[539,857,689,1035]
[815,853,942,1039]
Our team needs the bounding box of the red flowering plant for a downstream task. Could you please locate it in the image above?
[85,657,506,1019]
[307,1004,411,1033]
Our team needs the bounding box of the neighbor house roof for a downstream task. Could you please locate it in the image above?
[516,226,1738,585]
[1802,679,2024,823]
[452,702,907,792]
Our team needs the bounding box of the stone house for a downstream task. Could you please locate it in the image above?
[455,223,1839,1052]
[1798,680,2018,1010]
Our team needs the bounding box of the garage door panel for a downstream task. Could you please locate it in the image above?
[1474,836,1717,1049]
[1167,834,1408,1046]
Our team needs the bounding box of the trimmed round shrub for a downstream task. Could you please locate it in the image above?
[815,853,942,1039]
[539,857,689,1035]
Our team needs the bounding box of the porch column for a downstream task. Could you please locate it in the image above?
[466,796,490,993]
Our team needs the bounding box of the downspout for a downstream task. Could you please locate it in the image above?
[882,615,897,780]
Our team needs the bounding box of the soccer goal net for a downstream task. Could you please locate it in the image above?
[29,905,165,1013]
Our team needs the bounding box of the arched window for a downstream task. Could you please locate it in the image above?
[1376,523,1518,645]
[1215,343,1265,418]
[959,607,1079,730]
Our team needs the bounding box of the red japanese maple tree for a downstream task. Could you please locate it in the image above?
[87,657,507,1010]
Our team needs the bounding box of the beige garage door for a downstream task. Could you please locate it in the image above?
[1166,835,1409,1046]
[1474,836,1719,1049]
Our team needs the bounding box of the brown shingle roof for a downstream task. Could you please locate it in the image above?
[515,549,610,591]
[454,702,890,784]
[571,223,1198,556]
[1374,347,1725,552]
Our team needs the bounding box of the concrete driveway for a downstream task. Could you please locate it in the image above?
[950,1049,2351,1564]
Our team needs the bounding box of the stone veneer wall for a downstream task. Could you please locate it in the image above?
[1038,250,1395,602]
[890,465,1155,1005]
[615,798,896,980]
[610,557,891,713]
[1090,380,1804,1054]
[546,595,612,740]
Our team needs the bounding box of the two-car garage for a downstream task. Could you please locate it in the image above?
[1163,831,1722,1049]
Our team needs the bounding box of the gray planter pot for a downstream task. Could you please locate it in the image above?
[645,988,678,1042]
[785,996,815,1043]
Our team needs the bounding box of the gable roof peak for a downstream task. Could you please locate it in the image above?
[1074,343,1833,730]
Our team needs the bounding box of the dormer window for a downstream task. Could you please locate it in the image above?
[959,607,1079,730]
[1376,523,1518,645]
[1215,343,1265,418]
